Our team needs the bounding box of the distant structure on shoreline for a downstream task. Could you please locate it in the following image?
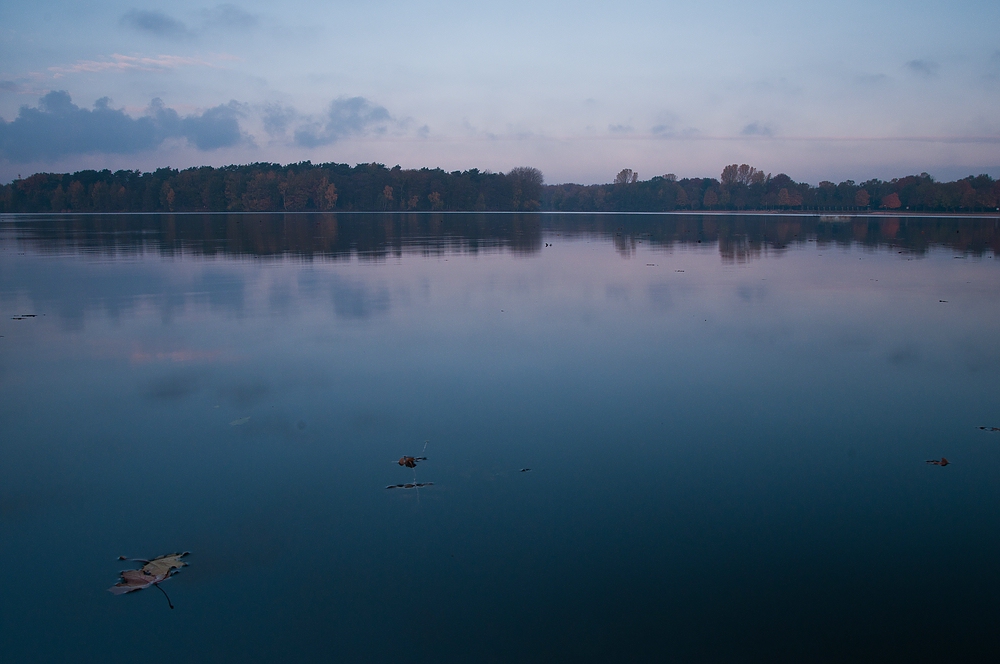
[2,163,998,214]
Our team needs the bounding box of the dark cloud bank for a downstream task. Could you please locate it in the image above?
[121,9,192,39]
[0,91,245,162]
[121,5,258,38]
[291,97,393,148]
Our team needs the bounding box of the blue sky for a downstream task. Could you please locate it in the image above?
[1,1,999,184]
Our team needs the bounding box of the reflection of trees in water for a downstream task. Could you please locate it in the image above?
[3,212,998,260]
[4,212,544,260]
[546,214,1000,259]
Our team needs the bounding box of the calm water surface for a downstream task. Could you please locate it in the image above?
[2,213,999,662]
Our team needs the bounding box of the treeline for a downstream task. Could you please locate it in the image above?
[547,167,1000,213]
[0,163,544,214]
[1,162,998,213]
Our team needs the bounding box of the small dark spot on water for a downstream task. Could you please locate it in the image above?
[296,420,307,431]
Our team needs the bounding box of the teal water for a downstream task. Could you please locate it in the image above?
[1,213,999,662]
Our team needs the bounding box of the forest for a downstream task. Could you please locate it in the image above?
[1,161,998,214]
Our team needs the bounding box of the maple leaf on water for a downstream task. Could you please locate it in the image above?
[109,552,189,608]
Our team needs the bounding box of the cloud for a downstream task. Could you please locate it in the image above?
[608,124,633,134]
[261,103,297,136]
[854,73,889,86]
[121,9,192,39]
[741,122,773,136]
[293,96,392,147]
[178,101,247,150]
[0,91,248,162]
[202,4,258,29]
[905,59,939,77]
[49,53,215,77]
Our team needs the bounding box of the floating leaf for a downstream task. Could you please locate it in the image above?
[230,417,250,426]
[926,458,950,466]
[978,426,1000,432]
[386,482,434,489]
[398,455,427,468]
[109,552,189,608]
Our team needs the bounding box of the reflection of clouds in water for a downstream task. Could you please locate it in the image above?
[837,332,874,352]
[228,411,311,442]
[218,380,271,407]
[158,291,188,325]
[887,346,921,366]
[648,283,673,311]
[143,371,201,400]
[348,408,390,432]
[2,251,401,332]
[736,283,768,303]
[955,335,1000,374]
[330,275,390,319]
[605,284,630,303]
[194,269,245,314]
[268,279,294,315]
[296,269,321,299]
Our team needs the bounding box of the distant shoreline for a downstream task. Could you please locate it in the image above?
[2,210,998,220]
[2,162,998,215]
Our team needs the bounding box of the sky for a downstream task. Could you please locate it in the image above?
[1,0,999,185]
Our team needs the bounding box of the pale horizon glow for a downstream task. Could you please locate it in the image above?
[1,1,999,185]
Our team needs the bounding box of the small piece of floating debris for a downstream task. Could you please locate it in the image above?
[926,458,950,466]
[229,417,251,426]
[978,426,1000,432]
[398,456,427,468]
[520,468,531,472]
[386,482,434,489]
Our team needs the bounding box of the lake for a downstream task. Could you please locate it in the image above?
[1,212,999,662]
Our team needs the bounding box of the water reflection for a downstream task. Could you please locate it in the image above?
[2,212,997,261]
[1,213,1000,662]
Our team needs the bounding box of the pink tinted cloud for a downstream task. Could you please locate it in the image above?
[48,54,224,78]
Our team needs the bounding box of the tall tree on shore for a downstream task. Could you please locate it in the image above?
[614,168,638,185]
[507,166,544,210]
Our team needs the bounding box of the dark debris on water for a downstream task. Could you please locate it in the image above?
[398,455,427,468]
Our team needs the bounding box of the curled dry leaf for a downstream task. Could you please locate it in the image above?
[398,456,427,468]
[109,552,190,597]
